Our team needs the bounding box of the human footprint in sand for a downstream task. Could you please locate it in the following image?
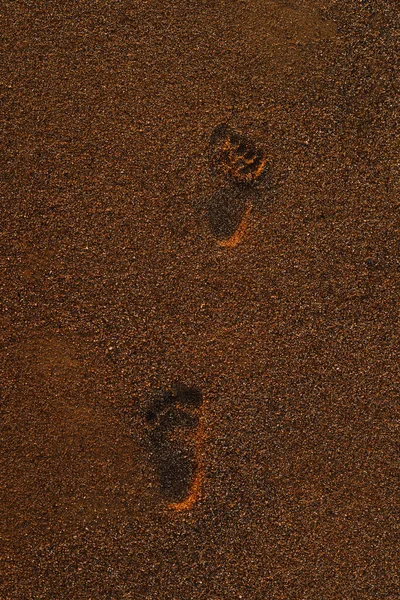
[145,385,204,510]
[207,123,269,247]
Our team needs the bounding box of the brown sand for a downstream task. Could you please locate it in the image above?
[1,0,399,598]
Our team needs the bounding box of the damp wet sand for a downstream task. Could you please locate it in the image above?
[1,1,399,598]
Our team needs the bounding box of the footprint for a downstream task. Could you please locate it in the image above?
[207,123,269,246]
[209,123,268,186]
[144,386,204,510]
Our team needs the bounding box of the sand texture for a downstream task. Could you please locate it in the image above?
[1,0,399,598]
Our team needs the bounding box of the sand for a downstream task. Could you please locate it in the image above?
[1,0,399,598]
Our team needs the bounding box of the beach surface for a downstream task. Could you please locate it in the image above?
[1,1,399,598]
